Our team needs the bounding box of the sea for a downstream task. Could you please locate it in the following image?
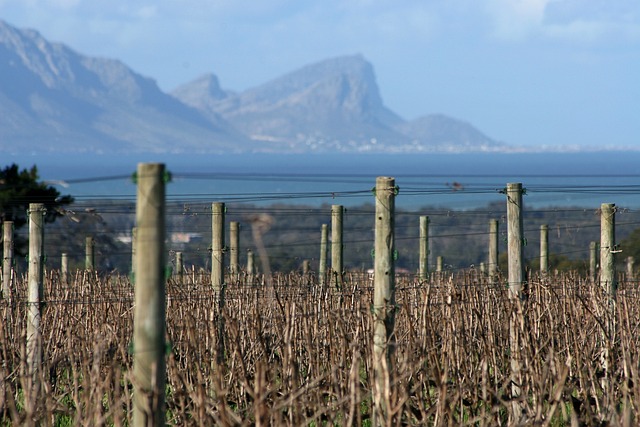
[6,151,640,211]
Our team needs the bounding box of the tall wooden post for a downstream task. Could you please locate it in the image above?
[626,256,634,281]
[506,183,524,423]
[540,224,549,274]
[26,203,45,410]
[175,252,184,282]
[506,183,525,297]
[61,253,69,285]
[331,205,344,288]
[488,219,499,279]
[589,241,598,283]
[132,163,167,427]
[131,227,137,275]
[211,202,225,295]
[319,224,328,288]
[419,216,429,280]
[229,221,239,276]
[2,221,13,299]
[372,177,396,426]
[85,236,95,271]
[600,203,616,296]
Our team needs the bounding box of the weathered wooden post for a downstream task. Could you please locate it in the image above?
[506,182,525,422]
[488,219,499,279]
[419,216,429,280]
[302,259,310,276]
[131,227,137,276]
[61,253,69,285]
[626,256,634,282]
[211,202,225,295]
[26,203,45,410]
[506,183,525,296]
[229,221,239,277]
[247,249,255,276]
[540,224,549,274]
[331,205,344,288]
[175,252,184,282]
[132,163,167,427]
[589,241,598,283]
[85,236,95,271]
[372,177,396,426]
[436,256,443,272]
[600,203,616,296]
[2,221,13,299]
[319,224,328,288]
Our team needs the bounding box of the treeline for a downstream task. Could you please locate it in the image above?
[18,199,640,276]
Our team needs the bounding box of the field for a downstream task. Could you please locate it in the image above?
[2,268,640,426]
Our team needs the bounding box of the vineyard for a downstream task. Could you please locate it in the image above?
[2,166,640,426]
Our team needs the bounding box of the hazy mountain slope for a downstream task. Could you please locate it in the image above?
[0,20,249,153]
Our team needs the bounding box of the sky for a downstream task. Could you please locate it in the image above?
[1,0,639,149]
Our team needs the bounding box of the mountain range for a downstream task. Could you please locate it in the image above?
[0,20,505,154]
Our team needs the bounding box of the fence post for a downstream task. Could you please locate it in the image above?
[2,221,13,299]
[419,216,429,280]
[372,177,396,426]
[331,205,344,289]
[85,236,95,271]
[61,253,69,285]
[26,203,45,412]
[436,256,443,272]
[229,221,239,277]
[175,252,184,282]
[589,241,598,283]
[132,163,167,427]
[319,224,328,288]
[247,249,254,276]
[540,224,549,275]
[626,256,634,282]
[211,202,225,295]
[131,227,137,276]
[488,219,499,279]
[600,203,616,297]
[506,182,525,423]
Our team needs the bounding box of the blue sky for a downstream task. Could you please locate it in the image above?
[1,0,638,149]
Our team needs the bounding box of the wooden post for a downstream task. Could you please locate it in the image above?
[132,163,167,427]
[540,224,549,274]
[85,236,95,271]
[229,221,239,276]
[589,241,598,283]
[26,203,45,410]
[2,221,13,299]
[302,259,310,276]
[331,205,344,288]
[488,219,499,279]
[626,256,634,281]
[319,224,328,288]
[506,182,524,423]
[175,252,184,282]
[247,249,255,276]
[131,227,137,275]
[211,202,225,294]
[419,216,429,280]
[372,177,396,426]
[600,203,616,296]
[506,183,525,297]
[61,253,69,285]
[436,256,443,272]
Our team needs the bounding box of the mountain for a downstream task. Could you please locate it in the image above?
[0,20,504,154]
[173,55,504,152]
[0,20,250,153]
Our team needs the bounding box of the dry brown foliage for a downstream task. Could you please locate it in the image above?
[1,269,639,426]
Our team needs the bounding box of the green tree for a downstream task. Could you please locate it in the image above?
[0,164,74,252]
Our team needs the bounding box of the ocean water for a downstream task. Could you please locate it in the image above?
[6,151,640,210]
